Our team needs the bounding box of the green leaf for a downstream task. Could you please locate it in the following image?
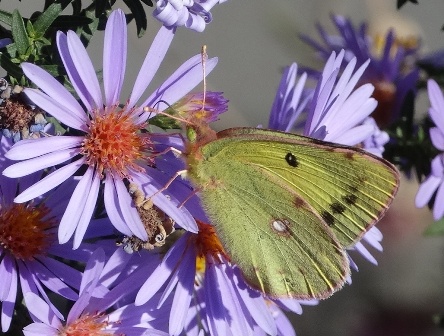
[39,64,65,77]
[26,19,36,38]
[0,10,12,26]
[33,2,63,36]
[11,10,30,56]
[424,218,444,236]
[77,9,100,46]
[93,0,111,18]
[122,0,147,37]
[5,42,17,57]
[0,51,24,81]
[71,0,82,15]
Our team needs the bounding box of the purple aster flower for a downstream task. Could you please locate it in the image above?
[300,14,419,128]
[303,50,377,145]
[268,62,311,132]
[23,248,170,336]
[270,50,379,148]
[153,0,228,32]
[2,8,220,248]
[133,220,313,336]
[268,50,387,268]
[349,226,383,269]
[361,117,390,157]
[0,136,109,332]
[171,91,229,123]
[416,79,444,220]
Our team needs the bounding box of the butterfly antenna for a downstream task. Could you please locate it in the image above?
[144,100,172,118]
[201,45,208,111]
[143,105,192,125]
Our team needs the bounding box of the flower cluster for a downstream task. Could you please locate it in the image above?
[300,14,419,129]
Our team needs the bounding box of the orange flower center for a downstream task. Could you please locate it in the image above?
[194,220,229,265]
[0,203,55,260]
[58,312,112,336]
[82,108,151,179]
[371,80,396,128]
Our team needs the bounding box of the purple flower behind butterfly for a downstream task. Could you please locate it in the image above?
[153,0,228,32]
[269,50,385,154]
[132,220,311,336]
[416,79,444,220]
[300,14,419,128]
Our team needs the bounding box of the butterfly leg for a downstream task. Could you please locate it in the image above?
[146,169,187,202]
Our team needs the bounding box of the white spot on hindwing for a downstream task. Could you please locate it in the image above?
[271,218,291,236]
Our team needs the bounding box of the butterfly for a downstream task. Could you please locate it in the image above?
[182,126,399,299]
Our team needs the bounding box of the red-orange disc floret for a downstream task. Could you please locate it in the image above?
[0,203,55,260]
[82,108,151,179]
[193,219,229,264]
[370,80,396,128]
[58,312,113,336]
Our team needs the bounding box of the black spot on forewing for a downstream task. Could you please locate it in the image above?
[285,152,298,167]
[330,202,346,215]
[342,194,358,206]
[340,185,359,206]
[321,211,335,226]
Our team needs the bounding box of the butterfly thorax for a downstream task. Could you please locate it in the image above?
[184,125,221,189]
